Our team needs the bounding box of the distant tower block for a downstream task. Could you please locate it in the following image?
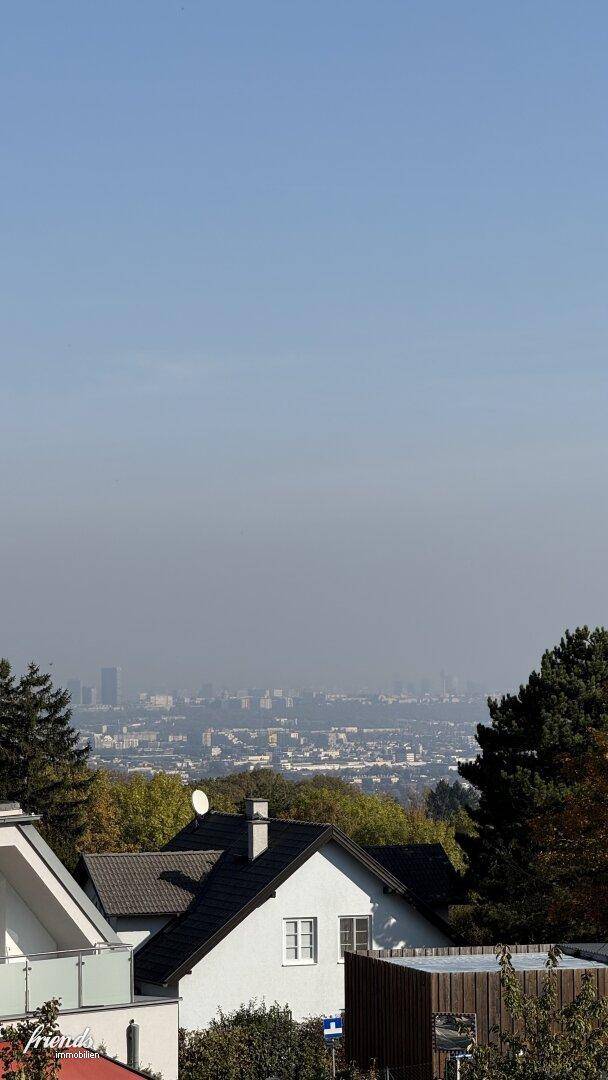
[101,667,122,706]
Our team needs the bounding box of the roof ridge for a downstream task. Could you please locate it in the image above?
[186,809,333,828]
[84,849,224,858]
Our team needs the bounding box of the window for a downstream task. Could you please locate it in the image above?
[339,916,371,958]
[283,918,317,964]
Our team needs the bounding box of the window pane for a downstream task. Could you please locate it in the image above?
[355,917,370,952]
[340,918,353,957]
[285,918,316,962]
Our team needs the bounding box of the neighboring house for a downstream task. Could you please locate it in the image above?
[80,798,456,1028]
[0,804,177,1080]
[364,844,465,919]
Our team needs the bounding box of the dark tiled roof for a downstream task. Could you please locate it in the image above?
[135,813,329,985]
[364,844,465,905]
[79,850,222,916]
[134,812,456,987]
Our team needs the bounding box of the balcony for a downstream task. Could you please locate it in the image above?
[0,943,133,1018]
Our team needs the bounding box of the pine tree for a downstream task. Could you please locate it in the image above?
[459,626,608,940]
[426,779,477,822]
[0,660,92,865]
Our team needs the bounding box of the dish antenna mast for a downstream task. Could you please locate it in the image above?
[191,789,210,822]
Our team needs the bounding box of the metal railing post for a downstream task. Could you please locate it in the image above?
[77,949,83,1008]
[24,962,29,1014]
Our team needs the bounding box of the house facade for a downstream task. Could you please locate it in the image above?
[0,804,177,1080]
[162,838,455,1029]
[81,797,456,1028]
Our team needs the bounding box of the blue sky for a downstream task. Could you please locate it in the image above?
[2,1,608,691]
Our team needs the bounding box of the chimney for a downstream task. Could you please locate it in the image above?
[245,798,269,861]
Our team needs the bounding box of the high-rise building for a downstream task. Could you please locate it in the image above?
[66,679,82,706]
[81,685,97,706]
[199,682,213,700]
[100,667,122,706]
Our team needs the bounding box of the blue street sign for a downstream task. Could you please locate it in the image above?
[323,1016,343,1040]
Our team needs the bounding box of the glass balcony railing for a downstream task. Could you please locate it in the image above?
[0,944,133,1018]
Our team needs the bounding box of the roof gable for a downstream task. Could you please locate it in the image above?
[7,823,120,946]
[364,843,465,906]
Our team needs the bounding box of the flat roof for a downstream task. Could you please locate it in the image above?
[385,952,607,974]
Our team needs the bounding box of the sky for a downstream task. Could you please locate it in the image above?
[2,1,608,693]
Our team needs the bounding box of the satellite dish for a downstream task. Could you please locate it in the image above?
[191,789,209,817]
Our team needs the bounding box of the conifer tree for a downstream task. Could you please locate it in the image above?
[0,659,92,865]
[459,626,608,940]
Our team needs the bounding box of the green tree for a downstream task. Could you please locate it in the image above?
[0,998,62,1080]
[459,627,608,939]
[426,779,477,822]
[78,769,131,853]
[197,768,465,868]
[178,1001,378,1080]
[200,769,295,816]
[116,772,193,850]
[462,948,608,1080]
[79,766,464,877]
[0,661,92,866]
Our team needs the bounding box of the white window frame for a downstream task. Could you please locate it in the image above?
[283,917,317,966]
[338,915,372,961]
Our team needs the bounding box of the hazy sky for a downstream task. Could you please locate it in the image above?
[2,1,608,693]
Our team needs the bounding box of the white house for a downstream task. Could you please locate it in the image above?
[0,803,178,1080]
[80,798,456,1029]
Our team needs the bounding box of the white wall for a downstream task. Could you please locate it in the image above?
[114,916,170,950]
[1,999,179,1080]
[177,841,452,1028]
[82,880,170,949]
[0,827,116,950]
[3,876,57,957]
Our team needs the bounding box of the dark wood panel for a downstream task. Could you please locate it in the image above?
[346,946,606,1077]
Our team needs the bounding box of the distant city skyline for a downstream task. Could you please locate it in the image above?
[59,662,496,702]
